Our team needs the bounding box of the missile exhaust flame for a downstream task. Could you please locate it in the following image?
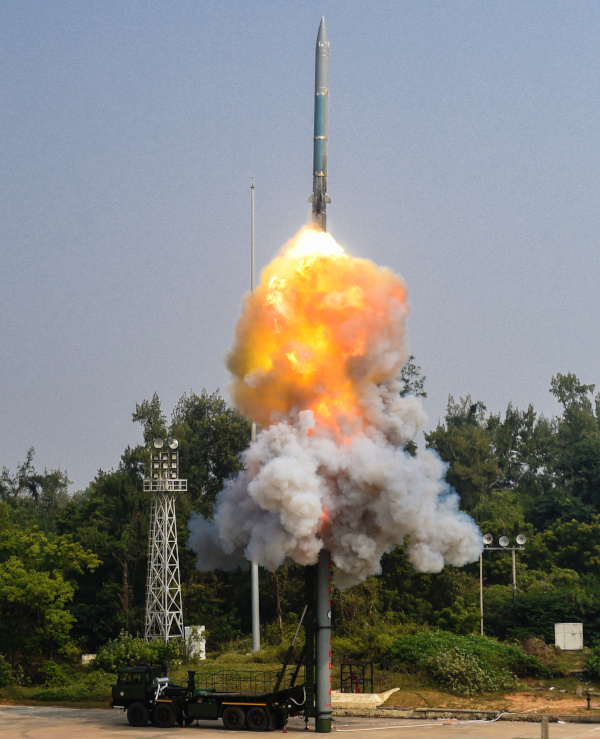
[187,227,482,589]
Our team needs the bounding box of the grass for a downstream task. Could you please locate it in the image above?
[0,684,108,709]
[1,645,598,713]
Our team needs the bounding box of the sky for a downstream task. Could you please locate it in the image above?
[2,1,599,493]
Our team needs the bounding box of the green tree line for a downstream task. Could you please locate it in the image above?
[2,368,600,676]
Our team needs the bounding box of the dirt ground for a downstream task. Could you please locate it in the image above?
[383,684,600,716]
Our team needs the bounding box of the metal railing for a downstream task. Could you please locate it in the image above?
[198,667,304,695]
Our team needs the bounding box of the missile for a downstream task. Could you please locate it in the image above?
[309,16,331,232]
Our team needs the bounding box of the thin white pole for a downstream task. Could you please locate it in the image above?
[251,175,255,296]
[479,552,484,636]
[512,548,517,630]
[250,175,260,653]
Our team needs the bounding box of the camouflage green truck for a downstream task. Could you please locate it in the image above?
[110,663,306,731]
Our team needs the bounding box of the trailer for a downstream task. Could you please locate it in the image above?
[111,664,306,730]
[111,607,312,730]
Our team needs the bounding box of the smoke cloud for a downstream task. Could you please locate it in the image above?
[188,228,482,588]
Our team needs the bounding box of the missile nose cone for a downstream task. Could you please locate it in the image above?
[317,16,329,47]
[315,16,329,92]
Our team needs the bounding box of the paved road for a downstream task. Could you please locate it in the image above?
[2,706,600,739]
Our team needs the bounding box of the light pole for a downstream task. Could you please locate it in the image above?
[250,175,260,653]
[144,438,187,641]
[480,533,526,634]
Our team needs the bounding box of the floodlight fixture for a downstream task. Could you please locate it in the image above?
[153,438,164,449]
[481,533,526,636]
[168,439,179,450]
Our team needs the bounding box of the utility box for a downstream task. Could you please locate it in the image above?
[555,622,583,650]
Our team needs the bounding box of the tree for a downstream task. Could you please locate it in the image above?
[550,372,596,410]
[425,395,501,511]
[132,393,168,445]
[170,389,251,516]
[55,390,252,650]
[0,503,99,668]
[399,355,426,398]
[56,447,150,649]
[528,517,600,578]
[527,372,600,527]
[0,449,70,532]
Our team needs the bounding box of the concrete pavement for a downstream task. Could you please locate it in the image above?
[3,705,600,739]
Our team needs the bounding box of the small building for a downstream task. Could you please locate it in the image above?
[555,622,583,650]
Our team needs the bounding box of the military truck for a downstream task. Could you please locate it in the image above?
[110,663,306,730]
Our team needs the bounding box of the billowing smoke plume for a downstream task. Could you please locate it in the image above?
[188,228,482,588]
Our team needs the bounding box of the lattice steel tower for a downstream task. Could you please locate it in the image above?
[144,437,187,641]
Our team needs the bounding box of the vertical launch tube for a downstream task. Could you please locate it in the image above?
[315,549,332,732]
[311,17,332,733]
[310,17,330,232]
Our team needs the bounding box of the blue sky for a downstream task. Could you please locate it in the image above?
[2,1,599,491]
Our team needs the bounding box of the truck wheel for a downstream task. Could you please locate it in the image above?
[153,703,175,728]
[222,705,246,730]
[127,701,149,727]
[247,707,268,731]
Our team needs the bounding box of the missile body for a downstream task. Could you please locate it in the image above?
[309,17,331,232]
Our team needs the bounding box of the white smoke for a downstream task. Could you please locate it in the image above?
[187,229,483,587]
[188,395,482,589]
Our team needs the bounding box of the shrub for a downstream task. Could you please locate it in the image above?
[39,661,70,687]
[0,655,12,687]
[520,637,564,673]
[586,640,600,678]
[94,631,177,672]
[435,596,480,635]
[333,624,409,663]
[389,630,549,696]
[30,669,115,702]
[11,665,26,686]
[424,647,517,696]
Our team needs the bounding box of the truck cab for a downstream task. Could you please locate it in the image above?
[111,662,185,727]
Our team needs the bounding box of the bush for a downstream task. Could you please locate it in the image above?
[94,631,178,672]
[389,630,549,696]
[30,669,115,702]
[11,664,26,686]
[0,655,12,687]
[520,637,564,673]
[39,661,70,687]
[586,641,600,678]
[333,624,409,663]
[424,647,517,696]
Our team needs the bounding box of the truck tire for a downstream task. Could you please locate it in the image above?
[247,706,268,731]
[222,705,246,730]
[153,703,175,728]
[127,701,149,727]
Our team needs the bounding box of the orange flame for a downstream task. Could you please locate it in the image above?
[318,506,330,535]
[227,227,408,435]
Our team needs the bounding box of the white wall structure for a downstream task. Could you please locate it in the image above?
[555,623,583,650]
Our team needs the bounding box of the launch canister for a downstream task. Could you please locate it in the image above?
[309,16,331,232]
